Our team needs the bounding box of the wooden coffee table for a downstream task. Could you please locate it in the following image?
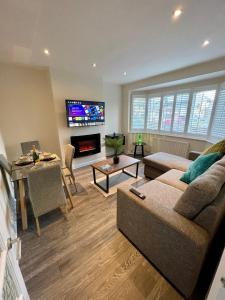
[91,155,140,193]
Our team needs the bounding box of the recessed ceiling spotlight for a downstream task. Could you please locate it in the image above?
[173,9,182,19]
[123,71,127,76]
[202,40,210,47]
[92,63,97,68]
[44,49,50,56]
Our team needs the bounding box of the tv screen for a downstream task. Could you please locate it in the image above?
[66,100,105,127]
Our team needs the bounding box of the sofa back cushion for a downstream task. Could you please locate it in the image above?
[174,157,225,220]
[194,184,225,236]
[203,139,225,155]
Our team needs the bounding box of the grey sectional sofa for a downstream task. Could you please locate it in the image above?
[117,152,225,298]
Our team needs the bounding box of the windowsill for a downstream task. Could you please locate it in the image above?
[128,130,217,144]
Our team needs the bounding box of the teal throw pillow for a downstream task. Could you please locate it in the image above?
[180,152,223,184]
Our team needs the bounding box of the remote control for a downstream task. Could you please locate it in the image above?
[129,187,146,200]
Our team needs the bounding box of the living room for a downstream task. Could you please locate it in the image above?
[0,0,225,299]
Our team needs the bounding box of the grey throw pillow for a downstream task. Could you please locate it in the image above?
[174,160,225,219]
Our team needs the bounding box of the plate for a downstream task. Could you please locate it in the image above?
[15,160,33,166]
[40,155,56,161]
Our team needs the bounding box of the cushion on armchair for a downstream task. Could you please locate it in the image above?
[174,160,225,219]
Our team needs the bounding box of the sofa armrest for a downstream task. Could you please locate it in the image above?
[188,150,202,161]
[117,187,209,297]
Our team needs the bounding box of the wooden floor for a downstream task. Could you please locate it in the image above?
[20,163,183,300]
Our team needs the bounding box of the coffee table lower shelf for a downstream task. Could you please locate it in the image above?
[92,163,139,194]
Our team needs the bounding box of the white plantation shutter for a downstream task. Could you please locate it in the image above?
[146,96,161,130]
[130,87,222,138]
[211,88,225,138]
[172,93,189,133]
[131,97,146,130]
[188,90,216,135]
[160,95,174,131]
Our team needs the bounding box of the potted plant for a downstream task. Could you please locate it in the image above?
[105,136,124,164]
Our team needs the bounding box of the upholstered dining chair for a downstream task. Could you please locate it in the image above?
[21,140,41,155]
[27,164,68,236]
[62,144,77,191]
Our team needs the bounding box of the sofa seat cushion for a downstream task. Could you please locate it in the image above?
[156,169,188,191]
[143,152,191,173]
[137,180,183,210]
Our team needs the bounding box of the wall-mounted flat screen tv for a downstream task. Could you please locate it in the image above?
[66,100,105,127]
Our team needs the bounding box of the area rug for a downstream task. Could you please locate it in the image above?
[90,171,142,197]
[68,182,88,196]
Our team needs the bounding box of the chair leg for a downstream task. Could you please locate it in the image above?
[35,217,41,237]
[64,205,69,220]
[61,172,74,209]
[71,173,78,192]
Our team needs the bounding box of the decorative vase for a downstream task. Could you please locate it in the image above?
[137,133,143,145]
[113,156,119,164]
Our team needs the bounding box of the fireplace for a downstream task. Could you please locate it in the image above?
[71,133,101,158]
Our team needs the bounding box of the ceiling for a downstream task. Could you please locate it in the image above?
[0,0,225,84]
[135,71,225,91]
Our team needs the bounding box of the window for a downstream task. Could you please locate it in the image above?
[172,93,189,133]
[146,97,161,130]
[160,95,174,131]
[130,85,222,140]
[131,97,146,130]
[188,90,216,135]
[211,88,225,139]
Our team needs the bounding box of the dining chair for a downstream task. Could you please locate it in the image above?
[62,144,77,191]
[27,164,68,236]
[21,140,41,155]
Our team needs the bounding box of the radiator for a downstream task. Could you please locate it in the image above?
[152,138,189,158]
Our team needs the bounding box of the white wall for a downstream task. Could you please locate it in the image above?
[102,82,122,134]
[0,63,61,161]
[0,63,122,166]
[50,67,122,168]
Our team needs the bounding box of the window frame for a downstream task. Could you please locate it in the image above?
[146,95,162,131]
[187,88,217,137]
[209,83,225,139]
[160,93,175,133]
[129,84,221,140]
[130,94,147,131]
[172,92,190,134]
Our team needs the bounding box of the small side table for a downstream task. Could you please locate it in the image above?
[133,142,146,157]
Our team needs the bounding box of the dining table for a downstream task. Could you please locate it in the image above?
[11,153,74,231]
